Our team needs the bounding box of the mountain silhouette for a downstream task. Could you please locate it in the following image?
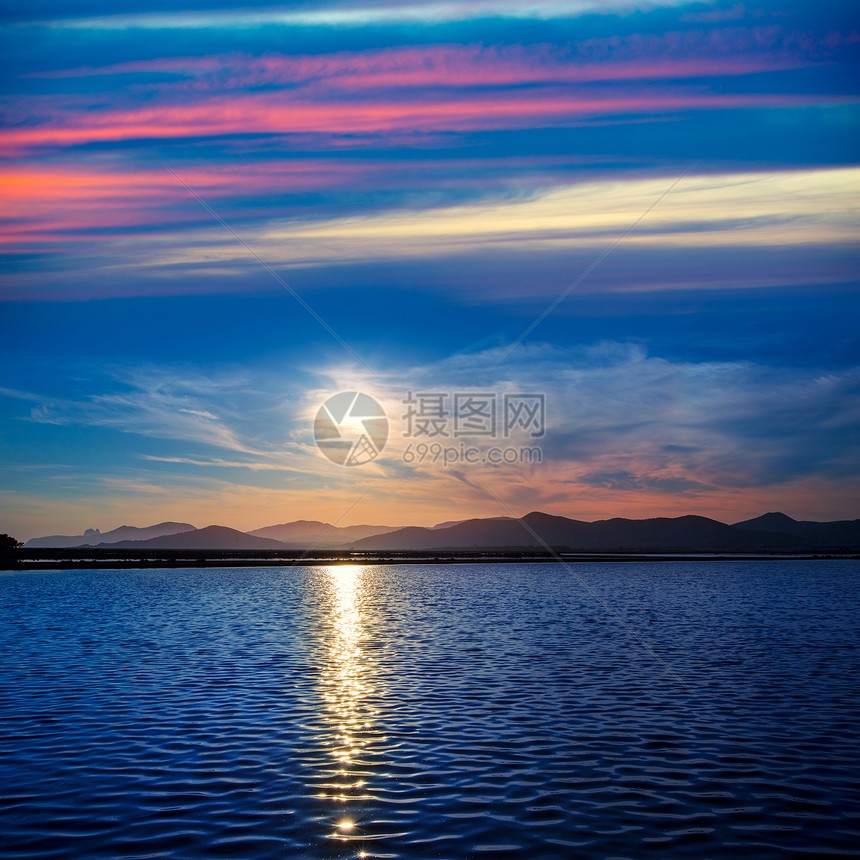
[26,522,196,548]
[733,512,802,534]
[99,525,286,550]
[351,511,807,551]
[23,512,859,552]
[733,512,860,547]
[248,520,397,546]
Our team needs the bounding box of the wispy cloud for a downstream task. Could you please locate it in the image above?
[38,1,692,30]
[3,26,846,156]
[30,43,805,88]
[5,91,826,154]
[305,341,860,511]
[140,454,301,473]
[177,408,219,420]
[11,162,857,302]
[16,366,276,456]
[145,167,860,274]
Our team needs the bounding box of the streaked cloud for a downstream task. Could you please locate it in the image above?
[148,167,860,273]
[5,91,826,154]
[30,43,803,88]
[38,0,692,30]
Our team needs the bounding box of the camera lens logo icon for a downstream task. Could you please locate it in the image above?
[314,391,388,466]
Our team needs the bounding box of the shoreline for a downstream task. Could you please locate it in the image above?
[3,550,858,571]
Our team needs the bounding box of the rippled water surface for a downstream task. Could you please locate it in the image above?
[1,561,859,858]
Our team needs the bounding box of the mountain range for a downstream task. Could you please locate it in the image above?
[350,512,858,551]
[103,525,289,551]
[247,520,399,546]
[22,512,860,552]
[24,522,196,548]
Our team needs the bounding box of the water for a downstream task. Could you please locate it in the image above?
[0,561,858,859]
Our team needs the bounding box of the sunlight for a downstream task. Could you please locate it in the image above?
[327,563,364,581]
[320,564,375,842]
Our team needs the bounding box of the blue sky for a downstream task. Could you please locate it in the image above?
[1,0,858,539]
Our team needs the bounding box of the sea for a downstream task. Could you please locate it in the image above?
[1,561,858,859]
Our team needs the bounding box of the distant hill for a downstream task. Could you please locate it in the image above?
[248,520,398,546]
[26,522,196,548]
[99,525,286,551]
[351,516,530,550]
[430,517,510,530]
[351,511,804,552]
[733,512,860,548]
[733,512,805,535]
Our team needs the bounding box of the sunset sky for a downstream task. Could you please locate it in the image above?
[1,0,859,540]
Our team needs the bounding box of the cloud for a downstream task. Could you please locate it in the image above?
[178,408,219,420]
[10,161,856,303]
[140,454,301,473]
[2,10,855,297]
[311,340,860,501]
[0,161,377,246]
[3,26,845,156]
[578,469,713,493]
[138,167,859,275]
[30,43,803,89]
[37,0,692,30]
[18,366,277,456]
[7,329,857,512]
[5,90,824,154]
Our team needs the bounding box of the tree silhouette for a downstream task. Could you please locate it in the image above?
[0,534,22,550]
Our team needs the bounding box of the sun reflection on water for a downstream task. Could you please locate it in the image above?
[319,565,376,847]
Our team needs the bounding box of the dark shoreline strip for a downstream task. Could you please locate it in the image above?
[2,551,858,571]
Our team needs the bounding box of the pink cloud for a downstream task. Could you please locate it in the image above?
[4,30,841,156]
[0,161,379,245]
[29,29,825,91]
[1,89,838,154]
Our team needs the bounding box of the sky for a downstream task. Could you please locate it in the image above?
[1,0,859,540]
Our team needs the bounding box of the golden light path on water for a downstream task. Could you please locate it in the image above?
[319,565,378,856]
